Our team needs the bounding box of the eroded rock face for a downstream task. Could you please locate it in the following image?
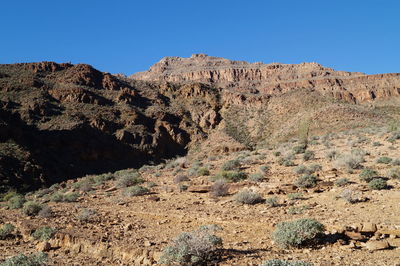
[131,54,400,103]
[0,62,221,191]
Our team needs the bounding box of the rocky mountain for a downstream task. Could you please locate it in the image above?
[131,54,400,103]
[1,57,400,192]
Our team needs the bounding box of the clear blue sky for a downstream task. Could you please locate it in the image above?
[1,0,399,75]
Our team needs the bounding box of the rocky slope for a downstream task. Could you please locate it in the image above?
[0,62,220,192]
[131,54,400,103]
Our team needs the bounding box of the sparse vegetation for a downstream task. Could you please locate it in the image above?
[335,178,350,187]
[359,168,379,182]
[0,252,47,266]
[124,185,150,196]
[116,172,144,188]
[265,197,279,207]
[288,193,303,201]
[249,173,264,182]
[221,159,241,171]
[7,195,26,209]
[368,178,388,190]
[341,189,363,204]
[174,174,190,183]
[78,208,98,222]
[272,218,325,248]
[377,156,392,164]
[295,175,317,188]
[334,152,364,171]
[303,150,315,161]
[159,225,223,265]
[22,201,43,216]
[32,226,56,241]
[234,189,263,205]
[211,171,247,182]
[211,180,229,197]
[387,167,400,179]
[0,223,15,240]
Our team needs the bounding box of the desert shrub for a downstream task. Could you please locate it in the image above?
[388,131,400,142]
[197,167,210,176]
[50,192,64,202]
[335,178,350,187]
[334,153,364,171]
[159,225,223,265]
[249,173,264,182]
[340,189,363,204]
[0,223,15,240]
[303,150,315,161]
[392,158,400,166]
[326,150,338,161]
[259,165,270,174]
[7,195,26,209]
[287,193,303,201]
[116,173,144,188]
[32,226,56,241]
[295,175,317,188]
[174,175,190,183]
[38,206,53,218]
[22,201,43,216]
[377,156,392,164]
[372,141,382,146]
[288,205,309,215]
[273,151,281,157]
[359,168,379,182]
[63,192,79,202]
[178,184,189,192]
[124,185,150,196]
[34,188,52,198]
[308,164,322,173]
[2,191,18,202]
[78,208,98,222]
[265,197,279,207]
[272,218,325,248]
[368,178,387,190]
[147,181,157,188]
[387,167,400,179]
[234,189,263,205]
[293,145,306,154]
[0,252,47,266]
[221,159,241,171]
[261,259,313,266]
[211,171,247,183]
[211,180,229,197]
[294,165,308,175]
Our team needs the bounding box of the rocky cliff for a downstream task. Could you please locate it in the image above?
[131,54,400,103]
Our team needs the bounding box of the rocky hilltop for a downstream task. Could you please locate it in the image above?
[131,54,400,103]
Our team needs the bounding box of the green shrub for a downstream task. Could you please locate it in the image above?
[273,151,281,157]
[303,150,315,161]
[272,218,325,248]
[387,167,400,179]
[372,142,382,146]
[293,145,306,154]
[50,192,64,202]
[377,157,392,164]
[178,184,189,192]
[392,159,400,166]
[0,223,15,240]
[294,165,308,174]
[265,197,279,207]
[249,173,264,182]
[359,168,379,182]
[221,159,241,171]
[32,226,56,241]
[295,175,317,188]
[124,185,150,196]
[211,171,247,183]
[234,189,263,205]
[335,178,350,187]
[308,164,322,173]
[63,192,79,202]
[0,252,47,266]
[261,259,313,266]
[197,167,210,176]
[7,195,26,209]
[368,178,387,190]
[287,193,303,201]
[22,201,43,216]
[326,150,338,161]
[159,225,222,265]
[116,173,144,188]
[288,205,309,215]
[2,191,18,202]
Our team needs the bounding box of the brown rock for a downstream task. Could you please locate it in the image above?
[360,223,377,233]
[36,241,51,252]
[345,231,365,240]
[365,240,390,251]
[388,238,400,247]
[187,185,211,193]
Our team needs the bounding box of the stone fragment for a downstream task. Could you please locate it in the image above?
[187,185,211,193]
[365,240,389,251]
[345,231,365,240]
[360,223,377,233]
[36,241,51,252]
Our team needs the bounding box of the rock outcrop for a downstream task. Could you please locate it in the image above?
[131,54,400,103]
